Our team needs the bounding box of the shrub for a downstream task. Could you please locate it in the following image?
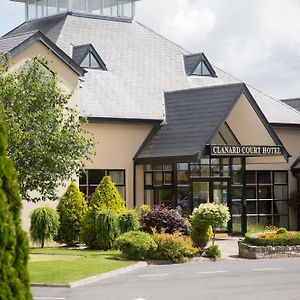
[190,203,230,247]
[90,176,126,213]
[0,121,31,299]
[95,210,119,250]
[80,209,97,248]
[119,210,139,234]
[30,207,59,248]
[138,204,151,218]
[116,231,157,260]
[205,245,221,260]
[277,227,288,235]
[140,205,188,235]
[245,232,300,246]
[56,182,88,246]
[151,231,198,263]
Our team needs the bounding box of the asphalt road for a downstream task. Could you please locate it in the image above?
[32,258,300,300]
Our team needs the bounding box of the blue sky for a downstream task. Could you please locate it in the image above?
[1,0,300,100]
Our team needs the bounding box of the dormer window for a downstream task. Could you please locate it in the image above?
[184,53,217,78]
[73,44,107,71]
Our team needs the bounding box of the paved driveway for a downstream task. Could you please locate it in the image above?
[32,257,300,300]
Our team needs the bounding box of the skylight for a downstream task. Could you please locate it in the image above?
[184,53,217,78]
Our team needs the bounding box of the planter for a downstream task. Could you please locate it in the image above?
[238,240,300,259]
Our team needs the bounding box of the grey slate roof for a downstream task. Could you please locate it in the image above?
[1,12,300,124]
[135,83,244,162]
[291,156,300,172]
[281,98,300,112]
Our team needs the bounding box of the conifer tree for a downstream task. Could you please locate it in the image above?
[90,176,125,212]
[56,182,88,245]
[0,122,32,300]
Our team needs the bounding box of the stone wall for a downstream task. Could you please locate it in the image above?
[238,241,300,259]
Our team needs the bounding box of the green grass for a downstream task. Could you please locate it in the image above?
[29,248,134,284]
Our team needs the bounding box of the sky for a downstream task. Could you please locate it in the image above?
[1,0,300,100]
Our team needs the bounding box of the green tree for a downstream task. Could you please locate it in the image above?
[0,56,94,202]
[90,176,126,212]
[56,182,88,245]
[30,207,59,248]
[0,122,32,300]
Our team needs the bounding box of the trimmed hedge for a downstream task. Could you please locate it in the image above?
[245,232,300,246]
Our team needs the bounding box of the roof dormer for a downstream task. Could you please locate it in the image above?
[73,44,107,70]
[184,53,217,77]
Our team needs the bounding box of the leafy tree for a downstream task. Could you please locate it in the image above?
[90,176,126,212]
[56,182,88,245]
[30,207,59,248]
[0,56,94,202]
[119,210,139,234]
[0,122,32,299]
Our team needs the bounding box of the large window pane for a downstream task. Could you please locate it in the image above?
[232,200,242,215]
[157,189,173,207]
[163,172,172,185]
[273,201,288,215]
[103,0,118,16]
[117,186,125,200]
[246,200,257,215]
[246,171,256,184]
[274,186,288,200]
[177,187,190,216]
[144,173,152,186]
[145,189,154,206]
[108,170,124,185]
[232,187,242,200]
[273,215,288,228]
[73,0,86,11]
[154,172,163,186]
[190,164,200,177]
[47,0,58,15]
[258,171,271,184]
[87,0,101,13]
[58,0,68,12]
[274,172,288,184]
[89,170,105,184]
[258,200,272,215]
[258,186,271,199]
[119,0,133,17]
[27,1,36,19]
[246,186,256,199]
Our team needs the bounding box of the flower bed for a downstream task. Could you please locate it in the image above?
[239,228,300,259]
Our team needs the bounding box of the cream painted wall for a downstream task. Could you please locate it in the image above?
[83,122,153,208]
[9,41,81,231]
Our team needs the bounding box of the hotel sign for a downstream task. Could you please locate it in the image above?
[209,145,284,157]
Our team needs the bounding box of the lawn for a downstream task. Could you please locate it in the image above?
[29,248,134,284]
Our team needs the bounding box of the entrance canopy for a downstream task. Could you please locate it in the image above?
[134,83,289,164]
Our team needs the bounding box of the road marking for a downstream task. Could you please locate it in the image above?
[34,298,65,300]
[138,273,169,278]
[252,268,282,272]
[133,298,147,300]
[197,271,228,274]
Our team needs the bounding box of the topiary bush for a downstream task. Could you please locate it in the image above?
[56,182,88,246]
[118,210,139,234]
[116,231,157,260]
[30,207,59,248]
[80,209,97,248]
[95,210,119,250]
[0,121,32,299]
[140,205,188,235]
[151,231,198,263]
[90,176,126,213]
[190,203,230,247]
[205,245,221,261]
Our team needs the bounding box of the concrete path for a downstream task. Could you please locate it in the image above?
[208,235,241,259]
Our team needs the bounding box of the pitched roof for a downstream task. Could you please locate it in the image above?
[134,83,244,162]
[281,98,300,112]
[1,13,300,124]
[134,83,289,163]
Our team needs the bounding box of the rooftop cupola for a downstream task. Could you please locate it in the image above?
[10,0,139,21]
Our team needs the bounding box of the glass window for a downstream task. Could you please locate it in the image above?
[103,0,118,16]
[258,187,272,199]
[47,0,58,15]
[80,54,90,68]
[119,0,133,17]
[258,171,271,184]
[154,164,163,171]
[190,164,200,177]
[259,200,272,215]
[177,187,190,215]
[246,171,256,184]
[232,187,242,200]
[73,0,86,11]
[274,186,288,200]
[90,54,101,68]
[273,201,288,215]
[163,164,173,171]
[144,173,152,186]
[246,200,257,214]
[154,172,163,186]
[117,186,125,200]
[177,163,188,171]
[108,170,124,185]
[37,0,46,18]
[246,186,256,199]
[89,170,105,184]
[27,1,37,19]
[79,171,87,185]
[163,172,172,185]
[232,200,242,215]
[157,189,173,207]
[145,189,154,206]
[273,215,288,228]
[177,171,188,185]
[58,0,68,12]
[192,61,212,77]
[144,164,152,171]
[87,0,101,14]
[274,172,288,184]
[200,165,210,177]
